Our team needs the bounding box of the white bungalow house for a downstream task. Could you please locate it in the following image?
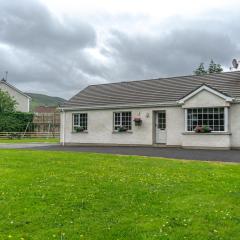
[60,71,240,149]
[0,78,31,112]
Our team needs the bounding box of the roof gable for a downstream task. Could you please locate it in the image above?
[178,84,234,104]
[0,79,31,99]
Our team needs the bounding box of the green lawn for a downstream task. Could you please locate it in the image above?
[0,150,239,240]
[0,138,59,144]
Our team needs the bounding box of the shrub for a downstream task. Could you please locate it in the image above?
[0,112,34,132]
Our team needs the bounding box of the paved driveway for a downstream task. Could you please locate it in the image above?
[29,145,240,163]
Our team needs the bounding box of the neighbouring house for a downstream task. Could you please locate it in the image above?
[0,78,31,112]
[32,106,60,135]
[60,71,240,149]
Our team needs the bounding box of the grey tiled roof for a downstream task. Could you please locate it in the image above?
[62,71,240,108]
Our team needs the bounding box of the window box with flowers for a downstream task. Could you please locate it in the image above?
[74,126,86,133]
[117,126,128,132]
[133,117,142,126]
[194,125,212,133]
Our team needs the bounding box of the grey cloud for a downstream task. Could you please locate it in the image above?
[0,0,96,52]
[106,25,238,81]
[1,0,240,99]
[0,0,100,98]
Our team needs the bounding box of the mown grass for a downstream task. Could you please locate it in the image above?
[0,150,239,240]
[0,138,59,144]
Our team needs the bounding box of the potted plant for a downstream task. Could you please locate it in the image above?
[194,125,212,133]
[118,126,128,132]
[133,117,142,126]
[75,126,85,132]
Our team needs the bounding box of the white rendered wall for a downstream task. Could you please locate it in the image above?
[60,107,184,146]
[60,100,240,148]
[229,104,240,148]
[182,90,230,108]
[182,133,231,149]
[0,83,29,112]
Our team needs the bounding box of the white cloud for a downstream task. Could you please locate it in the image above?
[41,0,239,18]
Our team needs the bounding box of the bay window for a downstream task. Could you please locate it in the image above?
[186,107,228,132]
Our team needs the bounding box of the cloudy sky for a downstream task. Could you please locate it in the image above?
[0,0,240,99]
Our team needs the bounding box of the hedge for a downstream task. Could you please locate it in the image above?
[0,112,34,132]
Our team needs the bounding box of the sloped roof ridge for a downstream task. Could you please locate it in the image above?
[87,71,240,88]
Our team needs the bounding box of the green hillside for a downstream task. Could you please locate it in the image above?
[26,93,66,112]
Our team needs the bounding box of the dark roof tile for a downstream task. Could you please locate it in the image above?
[62,71,240,108]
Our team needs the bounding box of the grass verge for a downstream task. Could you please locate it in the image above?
[0,138,59,144]
[0,150,239,239]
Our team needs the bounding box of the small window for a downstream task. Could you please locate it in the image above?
[157,111,166,130]
[73,113,88,131]
[113,112,132,131]
[186,107,225,132]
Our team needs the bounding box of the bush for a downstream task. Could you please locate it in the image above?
[0,112,34,132]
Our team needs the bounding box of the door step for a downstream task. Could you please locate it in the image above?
[153,144,167,147]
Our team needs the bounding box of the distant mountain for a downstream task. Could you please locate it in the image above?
[26,93,66,112]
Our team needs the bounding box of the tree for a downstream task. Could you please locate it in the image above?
[194,63,208,75]
[0,89,17,113]
[208,59,223,74]
[194,60,223,75]
[0,112,34,132]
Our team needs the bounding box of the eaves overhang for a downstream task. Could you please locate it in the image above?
[59,101,180,111]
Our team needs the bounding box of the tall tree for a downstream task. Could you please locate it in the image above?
[194,63,208,75]
[194,60,223,75]
[0,89,17,113]
[208,59,223,74]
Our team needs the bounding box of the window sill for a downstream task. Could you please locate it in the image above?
[72,131,88,134]
[182,132,231,135]
[112,131,133,134]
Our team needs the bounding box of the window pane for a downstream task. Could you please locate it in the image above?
[73,114,79,126]
[158,111,166,130]
[186,108,225,132]
[114,112,132,130]
[73,113,88,130]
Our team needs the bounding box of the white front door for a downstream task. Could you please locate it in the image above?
[155,111,167,144]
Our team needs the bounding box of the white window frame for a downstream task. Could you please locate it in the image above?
[72,113,88,131]
[184,107,229,132]
[113,111,132,131]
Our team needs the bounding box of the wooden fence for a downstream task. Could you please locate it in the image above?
[0,132,60,139]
